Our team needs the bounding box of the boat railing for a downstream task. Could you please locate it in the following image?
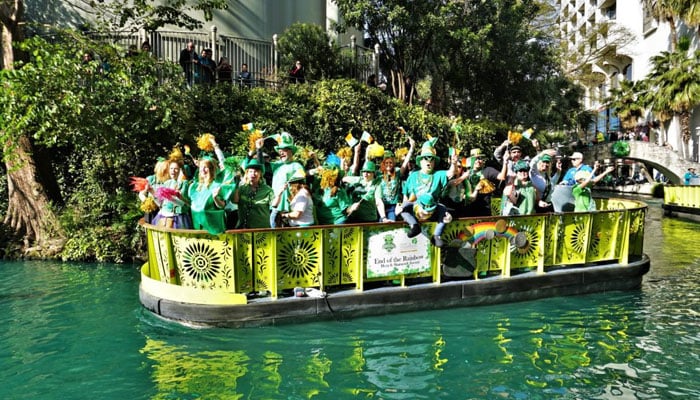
[663,185,700,208]
[139,198,646,305]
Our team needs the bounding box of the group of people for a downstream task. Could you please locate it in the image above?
[179,41,254,87]
[137,131,615,245]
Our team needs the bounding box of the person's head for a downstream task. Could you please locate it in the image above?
[141,41,151,52]
[469,150,486,172]
[245,159,265,184]
[186,41,194,51]
[509,145,522,161]
[203,48,212,59]
[361,161,377,181]
[570,152,584,166]
[198,157,217,185]
[513,160,529,180]
[168,160,182,180]
[381,152,395,173]
[287,170,306,195]
[574,170,591,184]
[295,60,302,68]
[241,63,248,71]
[154,157,170,183]
[538,154,552,172]
[274,132,297,162]
[416,143,439,173]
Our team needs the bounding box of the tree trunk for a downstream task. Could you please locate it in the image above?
[1,0,24,69]
[5,136,65,253]
[3,1,64,254]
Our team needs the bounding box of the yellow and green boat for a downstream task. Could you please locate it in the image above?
[139,197,650,328]
[662,185,700,217]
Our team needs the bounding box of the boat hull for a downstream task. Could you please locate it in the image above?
[140,254,650,328]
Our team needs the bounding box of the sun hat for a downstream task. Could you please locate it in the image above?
[274,131,297,153]
[470,148,486,159]
[417,193,437,213]
[570,152,583,160]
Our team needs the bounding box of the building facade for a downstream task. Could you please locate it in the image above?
[556,0,700,160]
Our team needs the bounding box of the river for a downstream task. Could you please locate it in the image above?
[1,197,698,399]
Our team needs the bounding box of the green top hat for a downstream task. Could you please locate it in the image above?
[274,131,297,153]
[417,193,437,212]
[361,160,378,173]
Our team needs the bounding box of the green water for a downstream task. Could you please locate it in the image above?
[1,201,698,399]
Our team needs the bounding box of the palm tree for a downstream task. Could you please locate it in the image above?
[643,38,700,158]
[606,80,646,130]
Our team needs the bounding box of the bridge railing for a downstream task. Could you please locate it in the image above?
[139,198,646,305]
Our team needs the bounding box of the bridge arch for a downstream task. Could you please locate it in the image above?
[580,141,700,184]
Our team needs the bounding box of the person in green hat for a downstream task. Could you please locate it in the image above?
[344,159,389,223]
[399,193,452,247]
[253,132,305,227]
[314,161,353,225]
[186,156,235,235]
[232,158,274,229]
[465,148,503,217]
[529,149,561,213]
[501,160,537,216]
[379,136,415,221]
[402,138,457,206]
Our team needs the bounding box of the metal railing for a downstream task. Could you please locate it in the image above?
[82,27,377,87]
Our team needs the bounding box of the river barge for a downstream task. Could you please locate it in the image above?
[139,197,649,328]
[662,185,700,217]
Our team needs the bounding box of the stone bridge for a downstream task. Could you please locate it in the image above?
[580,141,700,184]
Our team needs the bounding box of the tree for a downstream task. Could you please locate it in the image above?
[334,0,441,104]
[276,23,342,82]
[334,0,585,130]
[643,38,700,158]
[0,0,226,252]
[606,80,647,130]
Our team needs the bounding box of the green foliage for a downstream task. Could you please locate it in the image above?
[90,0,229,32]
[276,23,343,81]
[0,32,504,262]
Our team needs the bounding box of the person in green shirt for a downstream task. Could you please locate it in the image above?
[572,165,614,212]
[254,132,305,227]
[344,160,388,223]
[501,160,537,216]
[233,158,274,229]
[187,157,234,234]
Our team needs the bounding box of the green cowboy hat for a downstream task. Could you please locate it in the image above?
[274,131,297,153]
